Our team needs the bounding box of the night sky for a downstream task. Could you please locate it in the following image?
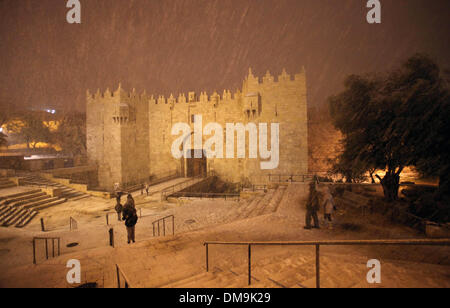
[0,0,449,112]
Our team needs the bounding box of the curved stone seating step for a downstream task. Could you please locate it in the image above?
[1,207,26,226]
[3,208,29,227]
[261,185,287,215]
[232,195,262,220]
[24,197,65,209]
[244,189,276,219]
[0,182,16,189]
[15,210,38,228]
[32,198,67,211]
[9,194,50,207]
[0,189,42,204]
[0,205,11,216]
[0,207,18,223]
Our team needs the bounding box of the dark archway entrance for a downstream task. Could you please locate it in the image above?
[186,149,207,177]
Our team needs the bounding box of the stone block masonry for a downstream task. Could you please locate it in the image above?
[87,68,308,190]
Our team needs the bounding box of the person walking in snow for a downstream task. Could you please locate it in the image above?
[304,182,320,230]
[322,188,336,229]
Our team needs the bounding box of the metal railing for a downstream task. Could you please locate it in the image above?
[69,217,78,230]
[249,184,267,192]
[268,174,314,183]
[169,192,240,201]
[391,205,429,232]
[160,176,204,200]
[203,238,450,288]
[152,215,175,237]
[116,264,132,288]
[121,170,181,193]
[33,237,61,264]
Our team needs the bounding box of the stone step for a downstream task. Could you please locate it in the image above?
[61,191,84,199]
[0,206,20,223]
[3,192,46,205]
[0,189,42,203]
[32,198,67,211]
[1,207,26,226]
[9,194,50,207]
[245,189,276,218]
[261,185,287,215]
[70,194,90,201]
[0,205,11,216]
[233,196,262,219]
[163,271,209,288]
[15,211,38,228]
[21,180,58,187]
[0,183,15,189]
[183,272,232,288]
[241,194,267,219]
[23,197,61,209]
[3,208,29,227]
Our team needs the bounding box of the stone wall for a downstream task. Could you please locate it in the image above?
[87,68,308,190]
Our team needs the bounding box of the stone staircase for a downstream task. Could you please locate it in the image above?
[0,189,67,228]
[19,174,90,201]
[225,185,287,221]
[0,177,16,189]
[160,249,450,288]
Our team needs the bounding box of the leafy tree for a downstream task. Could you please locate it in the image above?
[329,138,368,184]
[51,111,86,157]
[410,65,450,197]
[7,111,51,149]
[0,131,7,148]
[0,105,17,148]
[329,54,448,201]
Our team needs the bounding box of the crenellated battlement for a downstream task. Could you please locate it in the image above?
[87,68,306,106]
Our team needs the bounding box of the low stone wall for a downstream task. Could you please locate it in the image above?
[0,169,15,177]
[41,187,65,198]
[40,172,113,199]
[425,222,450,239]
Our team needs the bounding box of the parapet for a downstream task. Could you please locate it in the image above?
[87,67,306,106]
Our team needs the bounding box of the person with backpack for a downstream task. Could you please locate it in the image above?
[122,194,138,244]
[304,182,320,230]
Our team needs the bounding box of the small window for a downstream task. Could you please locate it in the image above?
[191,115,195,123]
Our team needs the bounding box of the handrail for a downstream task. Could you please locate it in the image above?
[169,192,240,201]
[33,237,61,264]
[268,174,315,183]
[116,264,133,288]
[121,170,180,193]
[203,238,450,288]
[160,176,205,200]
[152,215,175,237]
[249,184,267,192]
[69,217,78,231]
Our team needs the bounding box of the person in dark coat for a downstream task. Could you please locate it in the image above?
[122,194,138,244]
[304,182,320,230]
